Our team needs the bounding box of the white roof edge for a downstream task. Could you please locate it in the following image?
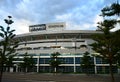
[15,30,102,38]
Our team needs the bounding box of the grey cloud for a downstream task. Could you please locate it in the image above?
[0,0,118,31]
[27,0,80,23]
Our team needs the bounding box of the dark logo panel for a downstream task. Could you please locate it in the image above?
[29,24,46,32]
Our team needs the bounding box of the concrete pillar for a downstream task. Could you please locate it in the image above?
[16,64,18,72]
[74,56,76,72]
[118,68,120,74]
[37,56,40,72]
[94,57,97,74]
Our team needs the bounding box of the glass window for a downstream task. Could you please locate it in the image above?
[96,58,102,64]
[96,66,117,74]
[33,58,37,64]
[64,66,74,72]
[58,57,74,64]
[75,57,81,64]
[90,57,94,64]
[40,53,50,56]
[76,66,82,73]
[58,58,64,64]
[96,57,108,64]
[65,58,74,64]
[39,66,51,72]
[29,54,37,56]
[39,58,51,64]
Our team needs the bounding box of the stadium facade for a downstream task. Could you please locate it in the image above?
[10,22,118,73]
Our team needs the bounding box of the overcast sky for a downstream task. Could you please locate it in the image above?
[0,0,119,34]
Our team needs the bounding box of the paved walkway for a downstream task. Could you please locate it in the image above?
[2,73,120,82]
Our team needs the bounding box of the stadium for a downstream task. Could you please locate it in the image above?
[9,22,117,73]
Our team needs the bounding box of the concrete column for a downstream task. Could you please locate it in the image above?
[37,56,40,72]
[118,69,120,74]
[16,64,18,72]
[74,56,76,72]
[55,67,57,73]
[94,57,97,74]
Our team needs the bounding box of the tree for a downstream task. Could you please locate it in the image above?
[0,16,18,82]
[93,1,120,82]
[19,53,35,73]
[5,54,16,72]
[114,30,120,71]
[81,52,94,74]
[90,19,120,82]
[90,1,120,81]
[101,1,120,17]
[49,52,61,73]
[116,51,120,69]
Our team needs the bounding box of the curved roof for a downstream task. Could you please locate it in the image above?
[15,30,102,38]
[12,30,103,43]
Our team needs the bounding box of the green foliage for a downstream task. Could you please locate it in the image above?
[0,16,18,82]
[51,52,61,58]
[19,53,35,72]
[81,52,94,74]
[91,1,120,82]
[5,54,16,72]
[101,2,120,16]
[6,54,16,67]
[49,60,61,67]
[116,52,120,68]
[97,20,117,31]
[0,21,18,66]
[49,52,61,73]
[90,14,120,61]
[115,30,120,68]
[4,16,14,25]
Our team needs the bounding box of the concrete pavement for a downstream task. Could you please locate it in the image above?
[2,73,120,82]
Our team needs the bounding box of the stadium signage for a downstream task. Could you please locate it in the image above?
[29,24,46,32]
[29,22,65,32]
[47,24,64,28]
[46,22,65,31]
